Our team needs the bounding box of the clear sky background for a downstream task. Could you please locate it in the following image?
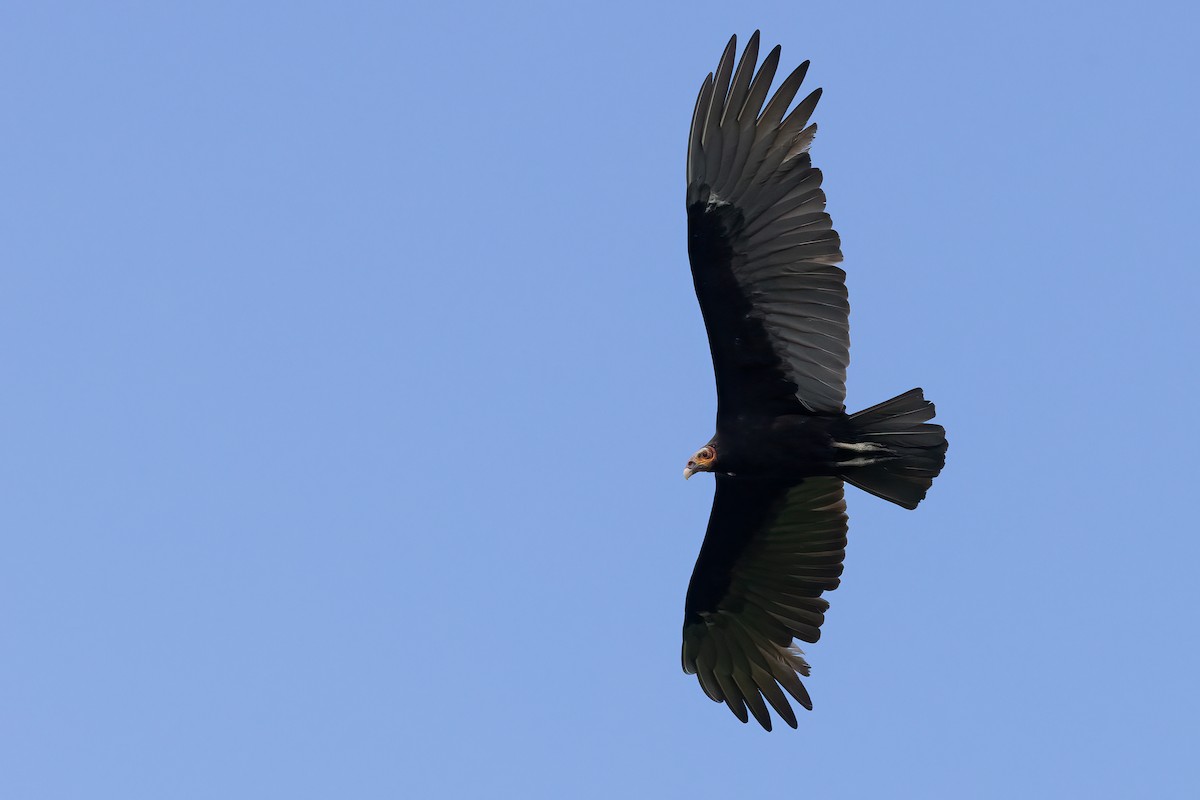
[3,2,1198,798]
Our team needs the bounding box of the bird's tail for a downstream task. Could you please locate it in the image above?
[839,388,947,510]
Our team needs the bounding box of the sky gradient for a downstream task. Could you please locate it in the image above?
[3,2,1198,797]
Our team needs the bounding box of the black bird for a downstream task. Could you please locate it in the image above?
[679,32,948,730]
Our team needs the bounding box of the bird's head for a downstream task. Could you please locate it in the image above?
[683,444,717,480]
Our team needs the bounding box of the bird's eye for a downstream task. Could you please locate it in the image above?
[701,448,714,460]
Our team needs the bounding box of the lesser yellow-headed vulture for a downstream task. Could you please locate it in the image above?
[679,32,948,730]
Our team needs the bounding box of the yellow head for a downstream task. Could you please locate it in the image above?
[683,445,717,479]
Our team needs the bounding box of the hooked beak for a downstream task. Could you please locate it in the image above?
[683,465,696,480]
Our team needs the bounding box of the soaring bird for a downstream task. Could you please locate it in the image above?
[680,32,948,730]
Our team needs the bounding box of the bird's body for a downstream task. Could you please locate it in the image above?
[677,32,948,730]
[705,414,851,478]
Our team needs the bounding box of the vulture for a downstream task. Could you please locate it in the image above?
[679,32,948,730]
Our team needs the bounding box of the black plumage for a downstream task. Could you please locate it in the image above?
[679,32,949,730]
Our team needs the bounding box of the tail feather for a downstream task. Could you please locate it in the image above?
[843,388,947,510]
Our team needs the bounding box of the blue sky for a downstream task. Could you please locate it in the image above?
[3,2,1198,797]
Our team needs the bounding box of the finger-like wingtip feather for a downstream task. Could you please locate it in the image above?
[687,72,715,192]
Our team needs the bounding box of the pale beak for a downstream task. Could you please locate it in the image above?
[683,466,696,480]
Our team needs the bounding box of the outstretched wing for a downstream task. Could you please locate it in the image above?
[682,476,848,730]
[687,32,848,419]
